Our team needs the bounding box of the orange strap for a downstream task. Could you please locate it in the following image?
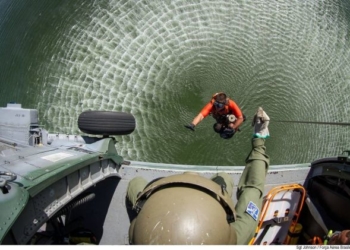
[308,236,323,245]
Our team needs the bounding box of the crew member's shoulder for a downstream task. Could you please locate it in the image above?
[227,99,239,106]
[227,99,243,114]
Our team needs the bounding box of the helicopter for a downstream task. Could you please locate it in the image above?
[0,102,349,245]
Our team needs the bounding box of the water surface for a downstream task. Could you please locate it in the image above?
[0,0,350,166]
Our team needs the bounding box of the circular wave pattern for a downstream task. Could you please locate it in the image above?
[2,0,350,165]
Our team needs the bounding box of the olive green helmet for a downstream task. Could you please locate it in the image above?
[129,173,237,245]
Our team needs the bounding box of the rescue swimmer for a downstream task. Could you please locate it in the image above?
[126,107,270,245]
[185,92,245,139]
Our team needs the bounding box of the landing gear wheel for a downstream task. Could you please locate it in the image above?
[78,111,136,136]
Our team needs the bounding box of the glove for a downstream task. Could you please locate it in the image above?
[184,123,195,131]
[252,107,270,139]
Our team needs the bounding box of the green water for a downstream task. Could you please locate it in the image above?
[1,0,350,166]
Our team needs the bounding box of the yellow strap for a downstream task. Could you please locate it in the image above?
[323,230,333,245]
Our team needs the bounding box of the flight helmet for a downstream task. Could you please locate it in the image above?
[129,173,237,245]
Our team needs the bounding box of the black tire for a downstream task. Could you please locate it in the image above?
[78,111,135,136]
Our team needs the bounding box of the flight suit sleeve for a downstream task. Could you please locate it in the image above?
[200,102,214,118]
[232,138,270,245]
[228,100,243,118]
[126,176,149,207]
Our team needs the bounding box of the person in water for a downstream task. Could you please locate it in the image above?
[126,107,270,245]
[184,92,245,139]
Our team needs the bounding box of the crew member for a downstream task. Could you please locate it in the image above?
[185,92,244,139]
[327,230,350,245]
[308,230,350,245]
[126,108,270,245]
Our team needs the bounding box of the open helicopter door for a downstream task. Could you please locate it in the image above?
[249,184,306,245]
